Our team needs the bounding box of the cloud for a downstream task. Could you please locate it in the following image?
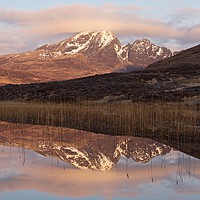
[163,8,200,50]
[0,4,199,54]
[176,8,200,16]
[1,148,200,199]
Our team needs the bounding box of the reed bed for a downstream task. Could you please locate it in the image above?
[0,101,199,141]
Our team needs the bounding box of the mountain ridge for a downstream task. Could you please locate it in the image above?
[0,43,199,103]
[0,30,172,86]
[37,30,172,67]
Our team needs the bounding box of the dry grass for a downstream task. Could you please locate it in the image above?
[0,101,199,139]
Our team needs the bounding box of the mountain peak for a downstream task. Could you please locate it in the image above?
[37,30,118,56]
[70,30,117,48]
[136,38,151,44]
[133,38,153,47]
[120,37,172,67]
[72,30,115,38]
[95,30,116,46]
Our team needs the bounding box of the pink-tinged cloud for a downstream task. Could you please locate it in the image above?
[177,8,200,15]
[0,4,199,54]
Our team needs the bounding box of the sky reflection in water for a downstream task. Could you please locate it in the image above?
[0,123,200,200]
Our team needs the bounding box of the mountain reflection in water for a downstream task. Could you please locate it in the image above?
[0,121,200,200]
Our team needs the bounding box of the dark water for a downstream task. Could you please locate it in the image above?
[0,122,200,200]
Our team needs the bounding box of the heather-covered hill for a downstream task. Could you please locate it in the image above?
[0,69,199,103]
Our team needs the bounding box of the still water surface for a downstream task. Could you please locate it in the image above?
[0,122,200,200]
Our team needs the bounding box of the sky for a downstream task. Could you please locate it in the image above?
[0,0,200,54]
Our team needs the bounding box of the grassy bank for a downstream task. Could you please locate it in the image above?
[0,101,199,139]
[0,100,199,159]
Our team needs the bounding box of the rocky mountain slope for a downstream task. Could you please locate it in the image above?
[0,122,171,171]
[37,31,125,68]
[147,44,200,71]
[0,43,199,102]
[121,38,172,66]
[0,30,172,86]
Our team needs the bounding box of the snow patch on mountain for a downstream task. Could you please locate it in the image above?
[38,142,114,171]
[113,139,171,164]
[97,30,116,48]
[57,30,116,55]
[61,146,114,171]
[113,141,128,158]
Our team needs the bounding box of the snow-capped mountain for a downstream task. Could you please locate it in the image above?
[121,38,172,67]
[0,30,173,85]
[38,31,119,55]
[37,30,125,68]
[37,31,172,68]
